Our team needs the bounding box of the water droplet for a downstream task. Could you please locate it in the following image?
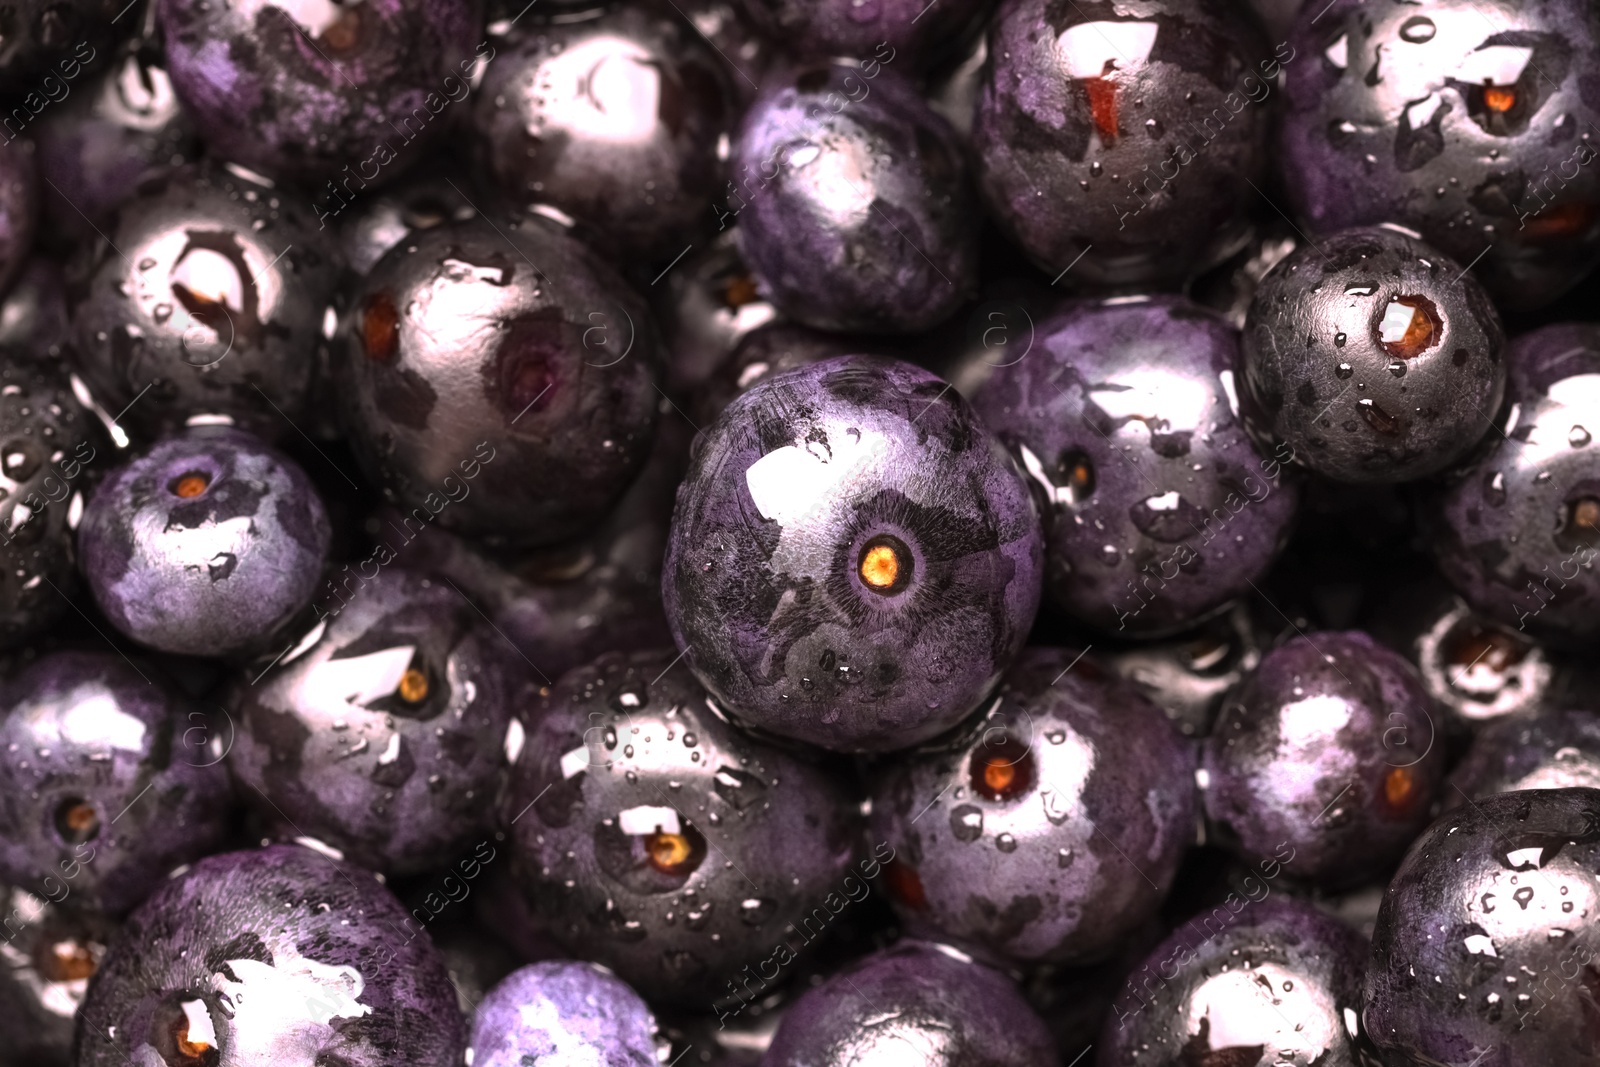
[713,766,768,811]
[1399,16,1436,42]
[739,898,777,926]
[1145,118,1162,138]
[1090,161,1103,177]
[1571,425,1591,447]
[1388,359,1407,378]
[950,804,984,842]
[1485,471,1507,507]
[1335,362,1354,379]
[1057,847,1074,867]
[682,732,697,748]
[1046,730,1065,745]
[1334,332,1347,348]
[995,833,1018,853]
[1041,789,1071,826]
[1514,886,1535,909]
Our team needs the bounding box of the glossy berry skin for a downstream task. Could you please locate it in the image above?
[663,355,1044,753]
[502,648,861,1005]
[470,4,733,261]
[1424,322,1600,649]
[77,426,332,658]
[157,0,486,185]
[654,231,777,393]
[1451,708,1600,799]
[0,651,232,917]
[1201,631,1446,887]
[0,887,116,1067]
[339,217,658,548]
[74,844,467,1067]
[974,0,1272,288]
[468,962,659,1067]
[1280,0,1600,312]
[731,63,978,334]
[738,0,985,70]
[34,39,197,249]
[868,647,1197,966]
[1241,226,1506,484]
[228,568,519,875]
[71,163,342,441]
[763,940,1058,1067]
[973,295,1299,637]
[0,356,97,650]
[1099,898,1370,1067]
[1365,788,1600,1067]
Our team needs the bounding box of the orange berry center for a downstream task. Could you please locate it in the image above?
[397,668,429,704]
[171,472,211,499]
[1483,84,1516,112]
[645,831,693,874]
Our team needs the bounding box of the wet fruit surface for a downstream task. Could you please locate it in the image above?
[869,647,1196,966]
[663,355,1043,752]
[468,961,660,1067]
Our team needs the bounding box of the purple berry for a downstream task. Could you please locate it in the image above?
[1425,321,1600,649]
[502,648,861,1005]
[1364,788,1600,1066]
[1279,0,1600,310]
[74,843,467,1067]
[663,355,1043,752]
[468,962,659,1067]
[1241,226,1506,484]
[1099,898,1370,1067]
[971,295,1300,637]
[157,0,486,184]
[737,0,988,70]
[731,64,978,333]
[1200,631,1447,887]
[228,568,521,875]
[338,216,659,548]
[77,426,332,658]
[868,647,1197,966]
[763,940,1058,1067]
[0,650,233,916]
[1451,707,1600,798]
[0,888,116,1067]
[975,0,1273,287]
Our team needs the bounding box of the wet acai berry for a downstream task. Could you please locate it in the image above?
[470,3,733,262]
[157,0,487,185]
[663,355,1044,752]
[1101,604,1262,738]
[74,843,467,1067]
[1279,0,1600,311]
[737,0,987,70]
[77,425,332,658]
[1450,707,1600,798]
[1365,788,1600,1067]
[502,648,862,1005]
[0,650,233,916]
[1412,598,1554,725]
[868,647,1197,966]
[1241,225,1506,484]
[0,355,97,649]
[1424,321,1600,649]
[338,216,658,548]
[762,940,1058,1067]
[1201,630,1447,888]
[731,63,978,333]
[1099,897,1371,1067]
[70,162,342,441]
[972,295,1300,637]
[468,961,660,1067]
[974,0,1274,288]
[0,882,117,1067]
[228,568,521,875]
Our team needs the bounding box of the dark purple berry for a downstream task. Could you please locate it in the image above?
[77,426,332,658]
[338,216,658,548]
[763,940,1058,1067]
[975,0,1272,287]
[0,651,233,916]
[663,355,1043,752]
[654,231,777,394]
[157,0,486,184]
[1241,225,1506,484]
[0,356,96,649]
[228,568,520,875]
[1425,321,1600,649]
[470,3,733,261]
[1451,707,1600,799]
[972,295,1300,637]
[731,63,978,333]
[1099,898,1370,1067]
[70,163,342,441]
[468,962,660,1067]
[1365,788,1600,1066]
[0,888,116,1067]
[1200,630,1447,887]
[74,843,467,1067]
[869,647,1197,966]
[1279,0,1600,310]
[737,0,987,70]
[1413,599,1553,725]
[502,648,861,1005]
